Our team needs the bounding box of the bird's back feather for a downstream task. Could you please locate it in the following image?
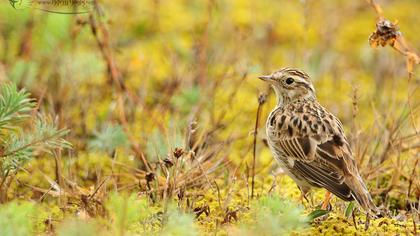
[266,100,378,214]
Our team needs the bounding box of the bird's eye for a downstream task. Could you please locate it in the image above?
[285,77,294,85]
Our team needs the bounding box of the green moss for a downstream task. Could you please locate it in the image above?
[5,163,419,236]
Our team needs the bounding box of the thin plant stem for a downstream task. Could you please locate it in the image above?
[251,93,266,199]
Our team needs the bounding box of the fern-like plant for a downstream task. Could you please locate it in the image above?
[0,83,71,200]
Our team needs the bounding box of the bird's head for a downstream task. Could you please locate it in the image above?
[259,67,316,105]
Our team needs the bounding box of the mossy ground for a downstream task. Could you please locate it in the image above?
[8,154,418,235]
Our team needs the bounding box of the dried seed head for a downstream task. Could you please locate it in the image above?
[177,187,185,200]
[163,158,174,168]
[145,172,155,182]
[173,147,184,159]
[258,93,267,104]
[369,19,401,48]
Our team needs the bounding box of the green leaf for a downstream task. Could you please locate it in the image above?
[105,193,150,236]
[58,219,100,236]
[345,201,356,218]
[1,114,71,173]
[307,209,330,222]
[0,83,35,131]
[170,86,200,114]
[145,123,183,161]
[8,60,38,87]
[0,201,35,236]
[240,196,307,235]
[88,124,128,154]
[162,204,198,236]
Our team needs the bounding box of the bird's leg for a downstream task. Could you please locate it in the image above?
[298,186,312,207]
[310,192,315,207]
[321,191,332,210]
[300,192,310,206]
[352,209,358,230]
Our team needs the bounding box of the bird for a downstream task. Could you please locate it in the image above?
[259,67,378,215]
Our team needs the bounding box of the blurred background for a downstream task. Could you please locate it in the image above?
[0,0,418,234]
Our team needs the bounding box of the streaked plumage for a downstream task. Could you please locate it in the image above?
[260,67,378,215]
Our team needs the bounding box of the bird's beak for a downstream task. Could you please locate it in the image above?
[258,75,272,82]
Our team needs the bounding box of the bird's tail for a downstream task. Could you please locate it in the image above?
[345,174,379,216]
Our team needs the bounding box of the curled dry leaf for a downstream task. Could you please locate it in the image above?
[368,17,419,75]
[369,19,401,48]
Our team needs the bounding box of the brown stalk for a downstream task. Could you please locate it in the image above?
[0,170,10,203]
[88,176,110,200]
[407,158,419,200]
[365,0,420,146]
[366,0,383,18]
[213,180,222,209]
[17,18,34,60]
[87,1,150,172]
[53,150,66,206]
[194,0,215,86]
[88,6,124,91]
[251,93,266,199]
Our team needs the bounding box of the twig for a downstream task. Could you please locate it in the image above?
[407,158,419,201]
[0,170,10,202]
[88,1,149,172]
[352,210,358,230]
[251,93,266,199]
[88,176,110,200]
[367,0,420,76]
[364,213,371,231]
[53,150,65,206]
[366,0,383,18]
[213,180,222,209]
[88,5,124,90]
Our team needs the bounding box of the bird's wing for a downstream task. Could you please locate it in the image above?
[267,103,357,200]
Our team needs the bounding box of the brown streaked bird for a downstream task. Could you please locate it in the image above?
[259,67,378,215]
